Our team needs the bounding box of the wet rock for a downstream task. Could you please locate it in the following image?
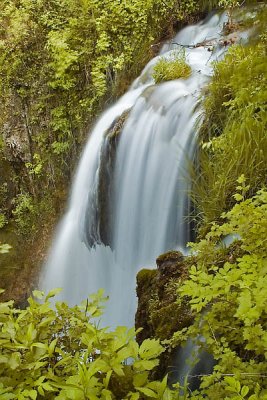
[83,109,130,249]
[135,251,195,379]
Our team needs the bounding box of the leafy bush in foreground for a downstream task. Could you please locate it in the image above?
[0,288,179,400]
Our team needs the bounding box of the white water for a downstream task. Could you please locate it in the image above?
[41,13,229,328]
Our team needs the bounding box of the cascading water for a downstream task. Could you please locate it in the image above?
[41,13,235,329]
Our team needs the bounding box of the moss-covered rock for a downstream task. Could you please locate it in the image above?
[135,242,246,380]
[136,251,193,341]
[136,268,157,343]
[135,251,195,378]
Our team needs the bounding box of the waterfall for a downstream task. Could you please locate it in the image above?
[41,13,229,328]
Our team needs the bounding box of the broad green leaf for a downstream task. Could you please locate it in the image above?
[137,386,157,398]
[133,372,149,388]
[241,386,249,397]
[32,290,44,300]
[139,339,163,360]
[9,352,21,370]
[134,360,158,371]
[45,288,62,300]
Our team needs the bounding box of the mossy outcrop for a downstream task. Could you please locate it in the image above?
[135,251,195,378]
[136,251,193,341]
[135,243,245,380]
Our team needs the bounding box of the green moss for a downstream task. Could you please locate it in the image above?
[136,253,196,380]
[135,268,158,343]
[136,268,157,286]
[151,302,193,340]
[156,250,184,267]
[136,255,193,343]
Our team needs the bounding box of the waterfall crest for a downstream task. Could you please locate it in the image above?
[41,13,229,328]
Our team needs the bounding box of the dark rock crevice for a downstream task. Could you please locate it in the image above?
[84,109,130,249]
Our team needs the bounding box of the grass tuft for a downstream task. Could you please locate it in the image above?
[152,51,192,83]
[192,39,267,235]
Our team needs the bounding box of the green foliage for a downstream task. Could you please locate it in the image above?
[194,39,267,231]
[25,154,43,176]
[0,289,180,399]
[0,0,201,186]
[153,51,191,84]
[12,193,36,236]
[173,186,267,399]
[0,0,210,250]
[0,214,7,229]
[218,0,240,10]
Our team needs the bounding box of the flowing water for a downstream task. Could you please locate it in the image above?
[41,13,233,328]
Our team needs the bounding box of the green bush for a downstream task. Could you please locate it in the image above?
[152,52,192,83]
[0,288,183,399]
[172,185,267,399]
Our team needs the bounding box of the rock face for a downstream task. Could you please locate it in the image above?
[84,110,130,249]
[3,120,32,164]
[135,250,194,378]
[135,243,245,381]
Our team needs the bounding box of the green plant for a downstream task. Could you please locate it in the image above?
[194,40,267,233]
[172,185,267,399]
[153,51,191,84]
[0,288,182,399]
[25,154,43,176]
[12,193,36,235]
[0,214,7,229]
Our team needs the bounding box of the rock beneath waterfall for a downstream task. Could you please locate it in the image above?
[135,251,195,379]
[135,242,245,381]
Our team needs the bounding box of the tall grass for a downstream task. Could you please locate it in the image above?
[192,41,267,235]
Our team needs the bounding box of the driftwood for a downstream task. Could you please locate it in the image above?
[172,34,238,50]
[151,33,238,55]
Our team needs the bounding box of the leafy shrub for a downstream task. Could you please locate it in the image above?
[153,52,192,83]
[3,186,266,399]
[0,288,183,399]
[173,185,267,399]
